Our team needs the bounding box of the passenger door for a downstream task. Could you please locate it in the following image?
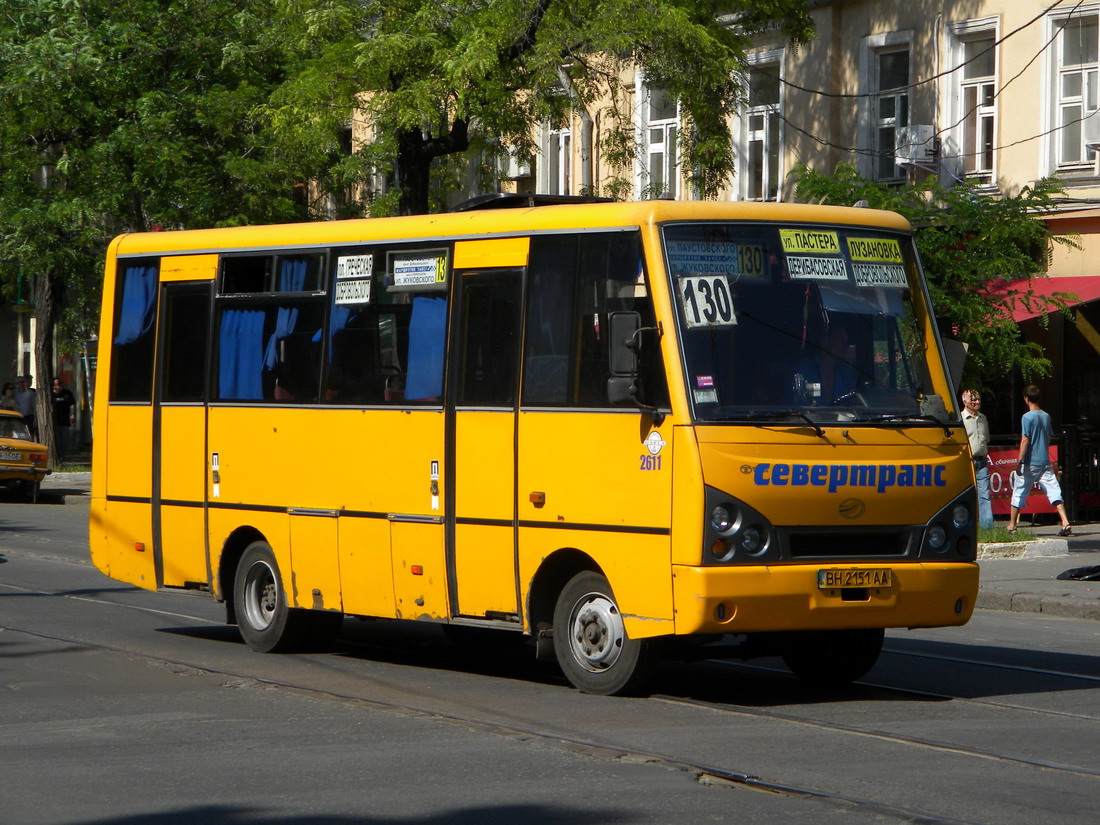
[447,256,525,622]
[153,259,215,589]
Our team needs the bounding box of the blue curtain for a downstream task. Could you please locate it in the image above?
[263,306,300,370]
[114,265,158,345]
[218,308,266,399]
[405,297,447,400]
[278,258,308,292]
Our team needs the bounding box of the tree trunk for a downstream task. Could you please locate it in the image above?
[32,268,58,469]
[395,129,433,216]
[394,119,471,216]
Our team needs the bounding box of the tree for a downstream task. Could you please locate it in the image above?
[266,0,817,215]
[0,0,316,468]
[790,163,1080,385]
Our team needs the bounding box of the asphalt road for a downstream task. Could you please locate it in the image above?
[4,498,1100,825]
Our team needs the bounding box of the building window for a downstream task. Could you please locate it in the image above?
[742,60,782,200]
[960,36,996,179]
[1055,15,1099,168]
[873,47,910,180]
[640,82,679,198]
[545,124,571,195]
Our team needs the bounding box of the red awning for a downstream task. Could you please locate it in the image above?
[984,276,1100,322]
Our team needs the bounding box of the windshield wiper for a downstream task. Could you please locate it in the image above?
[858,413,952,437]
[738,409,826,438]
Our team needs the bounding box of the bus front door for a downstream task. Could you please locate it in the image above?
[447,268,524,623]
[152,270,214,590]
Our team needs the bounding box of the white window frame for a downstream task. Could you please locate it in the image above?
[538,120,572,195]
[1047,8,1100,172]
[635,78,680,199]
[943,18,999,187]
[736,49,785,201]
[858,31,914,182]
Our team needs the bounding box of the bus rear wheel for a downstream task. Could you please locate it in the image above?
[552,571,657,696]
[780,628,884,687]
[234,541,310,653]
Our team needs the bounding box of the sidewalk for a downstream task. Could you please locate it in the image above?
[36,472,1100,622]
[976,521,1100,621]
[39,470,91,504]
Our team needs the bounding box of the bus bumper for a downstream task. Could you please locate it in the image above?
[672,562,979,635]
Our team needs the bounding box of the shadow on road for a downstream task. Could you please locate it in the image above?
[154,615,1100,705]
[64,803,629,825]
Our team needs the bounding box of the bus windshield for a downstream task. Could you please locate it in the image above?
[662,221,943,425]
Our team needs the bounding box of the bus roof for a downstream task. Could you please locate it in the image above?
[109,200,913,258]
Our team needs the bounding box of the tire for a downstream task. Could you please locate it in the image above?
[552,571,657,696]
[234,541,310,653]
[780,628,884,687]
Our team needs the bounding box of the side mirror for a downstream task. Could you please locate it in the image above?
[606,310,664,425]
[607,376,636,405]
[609,311,641,377]
[940,338,969,401]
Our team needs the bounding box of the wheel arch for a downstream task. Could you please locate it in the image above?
[526,547,602,638]
[217,526,267,625]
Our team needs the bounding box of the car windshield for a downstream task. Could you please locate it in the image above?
[0,417,33,441]
[662,221,946,425]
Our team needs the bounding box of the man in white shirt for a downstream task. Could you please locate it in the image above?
[961,389,993,528]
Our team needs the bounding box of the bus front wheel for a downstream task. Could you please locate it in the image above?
[780,628,884,687]
[234,541,310,653]
[552,571,656,696]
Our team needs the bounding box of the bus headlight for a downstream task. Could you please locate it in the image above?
[951,504,970,529]
[740,527,764,554]
[927,525,948,551]
[710,504,736,534]
[703,488,777,565]
[920,490,978,561]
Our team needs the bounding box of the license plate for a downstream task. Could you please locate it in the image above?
[818,568,892,589]
[0,452,23,463]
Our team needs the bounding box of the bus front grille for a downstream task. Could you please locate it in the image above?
[787,531,910,558]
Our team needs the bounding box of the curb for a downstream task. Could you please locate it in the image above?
[977,538,1070,559]
[976,589,1100,620]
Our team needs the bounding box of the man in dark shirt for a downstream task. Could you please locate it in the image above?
[51,378,77,462]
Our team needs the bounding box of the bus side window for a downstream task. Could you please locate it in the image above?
[523,236,578,405]
[325,253,447,407]
[215,301,323,402]
[523,232,668,409]
[110,260,160,403]
[214,253,326,404]
[455,275,522,407]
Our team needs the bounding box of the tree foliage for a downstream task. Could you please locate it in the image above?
[0,0,315,465]
[791,163,1080,384]
[266,0,817,215]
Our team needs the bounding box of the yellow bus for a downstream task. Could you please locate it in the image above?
[90,197,979,695]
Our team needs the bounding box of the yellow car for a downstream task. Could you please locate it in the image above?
[0,409,50,501]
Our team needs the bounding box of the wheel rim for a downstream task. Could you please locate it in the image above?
[241,559,279,631]
[568,591,625,672]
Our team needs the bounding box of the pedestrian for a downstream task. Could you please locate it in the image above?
[0,382,18,412]
[51,377,77,462]
[1007,384,1072,536]
[961,389,993,528]
[13,374,36,438]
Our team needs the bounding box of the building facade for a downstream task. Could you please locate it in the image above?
[482,3,1100,441]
